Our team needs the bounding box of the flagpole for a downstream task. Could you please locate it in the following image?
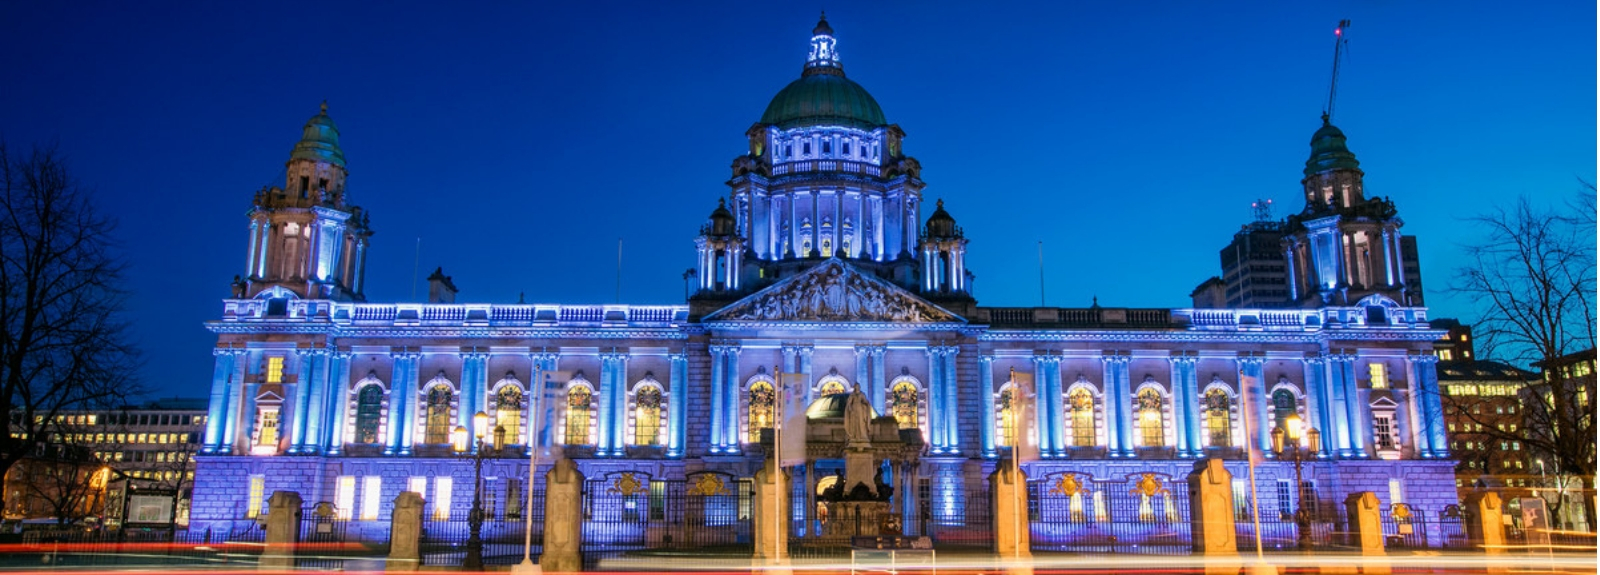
[515,365,546,574]
[773,366,783,564]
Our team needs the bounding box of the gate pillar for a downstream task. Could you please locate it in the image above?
[753,456,791,565]
[260,490,302,571]
[541,458,585,572]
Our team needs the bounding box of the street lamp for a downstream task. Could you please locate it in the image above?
[1270,414,1321,552]
[454,411,502,571]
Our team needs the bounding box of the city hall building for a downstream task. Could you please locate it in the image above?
[190,18,1456,544]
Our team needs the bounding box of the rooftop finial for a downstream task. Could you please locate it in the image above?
[320,100,328,115]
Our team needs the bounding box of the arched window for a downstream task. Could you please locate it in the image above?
[748,381,774,441]
[354,385,383,444]
[1069,389,1095,447]
[1205,389,1232,448]
[1136,388,1164,448]
[818,379,847,396]
[1272,389,1297,430]
[496,386,524,443]
[890,381,918,429]
[997,387,1018,447]
[635,385,662,446]
[424,385,453,445]
[565,386,593,445]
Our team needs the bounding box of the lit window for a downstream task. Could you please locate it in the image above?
[566,385,594,445]
[1070,388,1095,447]
[1136,388,1164,448]
[1438,350,1453,361]
[335,476,356,520]
[265,357,284,384]
[1205,389,1231,448]
[409,476,426,495]
[746,381,773,442]
[495,385,524,444]
[1368,363,1388,389]
[247,475,266,518]
[433,477,453,520]
[890,381,919,430]
[1374,415,1395,449]
[255,409,280,449]
[634,385,662,446]
[1387,479,1404,505]
[424,385,453,445]
[354,385,384,444]
[360,476,381,521]
[818,379,846,396]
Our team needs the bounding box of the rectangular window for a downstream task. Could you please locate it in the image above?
[361,476,382,521]
[1373,415,1395,449]
[256,409,280,447]
[433,477,453,520]
[265,357,285,384]
[335,476,356,520]
[409,476,427,496]
[1368,363,1388,389]
[1275,480,1293,520]
[1387,478,1404,506]
[1300,480,1318,518]
[649,480,665,521]
[1232,479,1251,520]
[247,475,266,518]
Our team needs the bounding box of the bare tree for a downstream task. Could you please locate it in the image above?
[7,430,108,525]
[1451,184,1597,528]
[0,143,139,514]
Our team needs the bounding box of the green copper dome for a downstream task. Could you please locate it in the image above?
[290,103,346,168]
[760,15,887,130]
[761,73,887,130]
[1303,114,1359,177]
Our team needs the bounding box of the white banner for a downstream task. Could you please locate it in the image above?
[777,372,808,467]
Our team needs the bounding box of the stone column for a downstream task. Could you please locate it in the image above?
[461,352,488,439]
[989,463,1031,560]
[391,352,421,455]
[856,345,876,412]
[723,345,741,454]
[928,348,945,453]
[288,349,316,454]
[540,458,584,572]
[753,456,791,565]
[388,491,424,572]
[1416,355,1447,457]
[1170,354,1198,457]
[1464,491,1506,554]
[260,491,302,571]
[668,352,688,457]
[302,349,330,454]
[203,349,238,453]
[870,346,887,418]
[325,351,352,454]
[941,346,960,451]
[709,344,728,452]
[1031,354,1055,456]
[1329,353,1360,457]
[979,355,997,458]
[1103,353,1132,457]
[1304,354,1337,459]
[1186,458,1239,575]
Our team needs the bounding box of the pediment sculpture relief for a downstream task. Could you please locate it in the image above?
[709,259,958,323]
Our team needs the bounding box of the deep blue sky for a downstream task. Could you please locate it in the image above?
[2,2,1593,400]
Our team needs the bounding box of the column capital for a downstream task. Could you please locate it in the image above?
[600,349,631,362]
[1304,353,1328,366]
[296,347,329,358]
[1098,351,1130,365]
[1235,352,1266,367]
[532,351,561,363]
[870,345,886,359]
[667,352,688,362]
[331,349,353,360]
[213,346,247,357]
[1407,353,1439,365]
[1032,352,1062,366]
[1168,352,1198,366]
[461,350,489,361]
[978,354,995,365]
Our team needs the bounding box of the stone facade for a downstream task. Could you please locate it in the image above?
[189,17,1458,547]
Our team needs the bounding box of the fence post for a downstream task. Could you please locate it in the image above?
[988,463,1031,562]
[752,456,790,566]
[387,491,424,571]
[1185,458,1240,575]
[540,458,584,573]
[1344,492,1390,575]
[259,491,302,571]
[1464,492,1507,573]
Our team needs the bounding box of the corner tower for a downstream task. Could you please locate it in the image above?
[241,104,372,302]
[707,15,931,304]
[1282,115,1415,307]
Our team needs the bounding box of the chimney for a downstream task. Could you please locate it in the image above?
[427,267,458,303]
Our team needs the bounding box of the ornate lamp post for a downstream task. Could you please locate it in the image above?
[1270,414,1321,552]
[454,411,504,571]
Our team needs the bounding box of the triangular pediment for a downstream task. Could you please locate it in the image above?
[705,258,963,323]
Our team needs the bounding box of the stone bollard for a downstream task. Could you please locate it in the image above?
[259,490,302,571]
[387,491,425,572]
[1464,492,1507,574]
[540,458,584,573]
[989,461,1032,575]
[1186,458,1241,575]
[752,456,790,566]
[1344,492,1389,575]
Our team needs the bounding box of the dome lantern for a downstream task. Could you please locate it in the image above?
[760,17,887,130]
[290,101,346,168]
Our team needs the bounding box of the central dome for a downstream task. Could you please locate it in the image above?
[760,15,887,131]
[761,74,886,130]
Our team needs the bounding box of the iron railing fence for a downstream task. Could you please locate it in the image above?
[1030,472,1193,555]
[580,471,753,568]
